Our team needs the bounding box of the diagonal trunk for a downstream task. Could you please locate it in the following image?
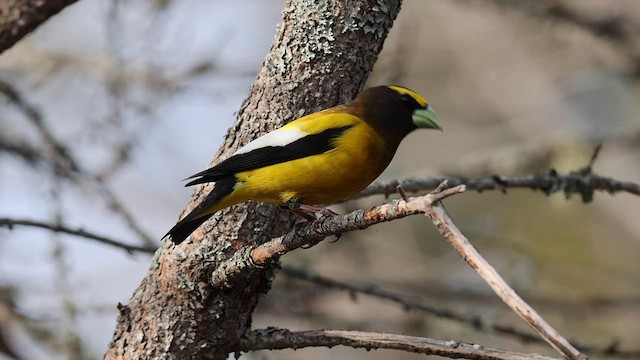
[104,1,403,358]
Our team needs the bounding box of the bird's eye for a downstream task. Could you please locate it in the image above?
[400,93,421,110]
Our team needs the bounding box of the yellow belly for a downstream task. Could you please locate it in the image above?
[231,123,393,206]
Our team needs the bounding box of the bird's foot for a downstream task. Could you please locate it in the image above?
[300,240,322,249]
[329,233,342,243]
[298,204,339,220]
[283,203,342,244]
[298,205,342,243]
[283,199,315,221]
[284,200,339,221]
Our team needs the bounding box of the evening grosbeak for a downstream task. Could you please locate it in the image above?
[165,85,442,244]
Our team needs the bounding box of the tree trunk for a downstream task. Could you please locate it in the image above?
[104,0,403,358]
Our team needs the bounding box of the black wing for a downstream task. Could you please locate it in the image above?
[184,125,353,186]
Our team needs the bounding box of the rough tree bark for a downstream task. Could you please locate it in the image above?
[0,0,79,54]
[104,0,403,359]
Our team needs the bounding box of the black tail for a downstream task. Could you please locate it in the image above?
[164,176,236,245]
[164,215,210,245]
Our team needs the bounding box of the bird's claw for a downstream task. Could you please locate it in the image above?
[329,233,342,243]
[301,240,321,249]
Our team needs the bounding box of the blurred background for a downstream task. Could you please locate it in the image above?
[0,0,639,359]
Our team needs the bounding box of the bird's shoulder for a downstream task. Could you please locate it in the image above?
[231,107,360,156]
[183,107,364,186]
[282,106,364,135]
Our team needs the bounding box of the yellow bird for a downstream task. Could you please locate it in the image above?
[165,85,442,244]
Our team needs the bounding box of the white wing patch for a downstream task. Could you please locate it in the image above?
[234,127,307,156]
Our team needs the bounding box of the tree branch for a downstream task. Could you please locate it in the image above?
[238,328,558,360]
[0,0,79,54]
[0,217,155,254]
[351,169,640,202]
[210,186,466,288]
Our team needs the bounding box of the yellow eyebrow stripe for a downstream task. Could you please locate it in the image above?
[388,85,428,108]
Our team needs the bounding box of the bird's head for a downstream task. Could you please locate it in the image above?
[354,85,442,142]
[386,85,442,131]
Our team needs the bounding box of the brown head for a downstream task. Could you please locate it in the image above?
[350,85,442,144]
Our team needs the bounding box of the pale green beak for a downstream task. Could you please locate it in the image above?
[412,105,442,130]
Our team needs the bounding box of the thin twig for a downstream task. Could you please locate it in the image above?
[584,143,602,172]
[0,217,156,254]
[0,80,79,172]
[238,327,557,360]
[396,184,408,201]
[421,183,585,359]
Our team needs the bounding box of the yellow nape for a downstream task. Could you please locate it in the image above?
[388,85,427,108]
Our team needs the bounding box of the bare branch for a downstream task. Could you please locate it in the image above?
[352,169,640,202]
[0,217,156,254]
[0,80,78,172]
[238,328,558,360]
[421,188,584,359]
